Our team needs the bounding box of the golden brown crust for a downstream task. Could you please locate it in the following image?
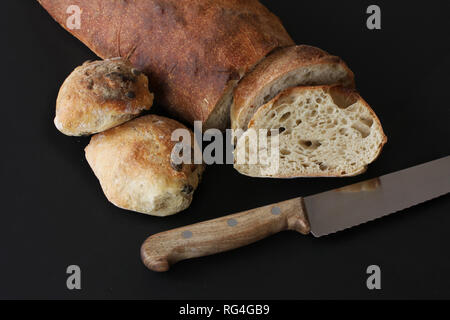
[38,0,294,126]
[85,115,205,216]
[55,58,154,136]
[242,85,387,178]
[231,45,355,131]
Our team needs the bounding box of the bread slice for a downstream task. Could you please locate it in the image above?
[231,45,355,133]
[234,86,387,177]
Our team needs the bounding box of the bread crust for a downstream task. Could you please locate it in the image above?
[55,58,154,136]
[85,115,205,216]
[231,45,355,131]
[237,85,387,178]
[38,0,293,127]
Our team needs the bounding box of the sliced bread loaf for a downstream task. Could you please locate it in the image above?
[234,86,387,177]
[39,0,294,130]
[230,45,355,133]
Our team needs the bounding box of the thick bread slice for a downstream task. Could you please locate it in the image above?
[231,45,355,132]
[234,86,387,177]
[38,0,294,129]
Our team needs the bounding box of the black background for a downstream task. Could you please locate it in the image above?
[1,0,449,300]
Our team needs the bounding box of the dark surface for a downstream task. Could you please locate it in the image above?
[0,1,449,299]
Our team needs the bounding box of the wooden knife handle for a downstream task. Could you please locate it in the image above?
[141,197,310,272]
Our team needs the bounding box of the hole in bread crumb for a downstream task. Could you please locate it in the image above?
[326,107,334,114]
[300,140,312,148]
[360,117,373,127]
[270,112,276,119]
[299,140,321,150]
[329,87,357,109]
[326,120,337,129]
[341,171,347,175]
[316,98,322,104]
[280,112,291,122]
[351,122,370,138]
[347,105,357,113]
[339,128,347,135]
[295,119,302,126]
[279,127,286,134]
[263,94,271,104]
[341,118,348,125]
[280,149,291,155]
[319,164,328,171]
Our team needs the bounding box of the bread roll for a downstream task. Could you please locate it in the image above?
[39,0,294,129]
[85,115,204,216]
[55,58,154,136]
[231,45,354,133]
[234,86,387,177]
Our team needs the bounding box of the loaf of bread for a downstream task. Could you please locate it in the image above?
[231,45,354,134]
[85,115,205,216]
[38,0,294,129]
[234,86,387,177]
[55,58,154,136]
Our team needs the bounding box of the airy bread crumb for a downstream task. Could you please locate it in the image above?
[234,86,387,177]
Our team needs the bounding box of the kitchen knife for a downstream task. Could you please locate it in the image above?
[141,156,450,272]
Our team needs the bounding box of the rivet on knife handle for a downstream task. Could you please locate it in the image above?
[140,197,310,272]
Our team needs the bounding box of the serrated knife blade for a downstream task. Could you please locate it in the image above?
[304,156,450,237]
[142,156,450,271]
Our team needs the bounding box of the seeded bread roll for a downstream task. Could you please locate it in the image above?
[55,58,154,136]
[231,45,354,133]
[85,115,204,216]
[234,86,387,177]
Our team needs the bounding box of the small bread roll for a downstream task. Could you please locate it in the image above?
[55,58,154,136]
[85,115,204,216]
